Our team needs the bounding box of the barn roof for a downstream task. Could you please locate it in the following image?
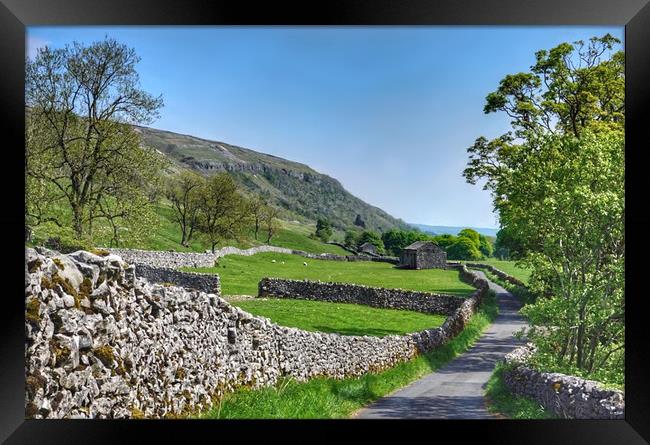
[403,240,440,251]
[359,242,376,249]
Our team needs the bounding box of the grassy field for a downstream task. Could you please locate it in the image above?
[264,220,349,255]
[230,298,446,336]
[190,252,475,296]
[484,363,555,419]
[199,290,498,419]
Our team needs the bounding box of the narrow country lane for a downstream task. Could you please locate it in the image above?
[354,270,527,419]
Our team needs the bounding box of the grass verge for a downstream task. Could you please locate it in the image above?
[199,290,498,419]
[484,363,555,419]
[479,268,536,306]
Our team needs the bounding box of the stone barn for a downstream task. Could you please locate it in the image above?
[400,241,447,269]
[358,242,377,255]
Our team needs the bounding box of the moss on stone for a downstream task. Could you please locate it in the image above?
[90,248,111,257]
[27,258,42,273]
[49,339,71,367]
[52,258,65,270]
[26,375,44,398]
[130,406,145,419]
[93,345,116,368]
[25,402,39,418]
[175,368,186,380]
[51,273,81,309]
[40,276,52,290]
[79,277,93,299]
[114,356,127,376]
[26,298,41,324]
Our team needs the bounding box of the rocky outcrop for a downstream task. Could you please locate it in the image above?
[25,248,488,419]
[502,345,624,419]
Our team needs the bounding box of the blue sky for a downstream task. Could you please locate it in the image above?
[27,26,623,229]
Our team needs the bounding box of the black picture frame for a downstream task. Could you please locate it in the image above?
[2,0,649,443]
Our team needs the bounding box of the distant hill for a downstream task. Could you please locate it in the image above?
[409,223,499,238]
[135,125,410,233]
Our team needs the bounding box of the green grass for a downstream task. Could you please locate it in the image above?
[200,290,498,419]
[265,221,350,255]
[484,363,555,419]
[471,258,532,284]
[30,200,350,256]
[190,252,475,297]
[230,298,447,336]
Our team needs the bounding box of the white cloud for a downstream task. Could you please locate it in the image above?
[26,35,51,60]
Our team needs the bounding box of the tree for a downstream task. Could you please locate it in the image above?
[478,234,493,258]
[344,229,358,248]
[315,218,333,243]
[249,195,267,241]
[458,229,480,246]
[494,226,525,259]
[25,37,163,239]
[482,34,623,140]
[165,170,204,247]
[357,231,385,255]
[382,229,431,256]
[432,234,457,250]
[515,131,623,379]
[262,205,281,243]
[446,237,482,261]
[196,173,250,253]
[462,34,625,383]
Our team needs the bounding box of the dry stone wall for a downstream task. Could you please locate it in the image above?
[502,345,624,419]
[25,248,487,419]
[133,263,221,295]
[106,246,399,269]
[448,261,526,287]
[258,278,465,315]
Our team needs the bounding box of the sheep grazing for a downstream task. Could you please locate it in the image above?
[271,259,276,263]
[303,262,308,266]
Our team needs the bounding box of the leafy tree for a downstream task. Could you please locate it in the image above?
[315,218,333,243]
[344,229,358,248]
[262,205,281,243]
[197,173,250,253]
[482,34,623,140]
[494,226,525,259]
[463,34,625,383]
[165,170,204,247]
[478,234,494,258]
[248,195,265,241]
[357,231,385,255]
[432,234,457,250]
[25,37,163,240]
[446,236,482,261]
[458,229,480,246]
[382,229,431,256]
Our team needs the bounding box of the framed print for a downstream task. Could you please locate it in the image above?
[2,0,649,443]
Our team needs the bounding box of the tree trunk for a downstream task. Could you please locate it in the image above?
[72,204,84,239]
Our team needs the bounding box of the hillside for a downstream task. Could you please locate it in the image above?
[134,125,410,233]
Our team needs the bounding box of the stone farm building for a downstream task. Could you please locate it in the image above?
[358,242,378,255]
[399,241,447,269]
